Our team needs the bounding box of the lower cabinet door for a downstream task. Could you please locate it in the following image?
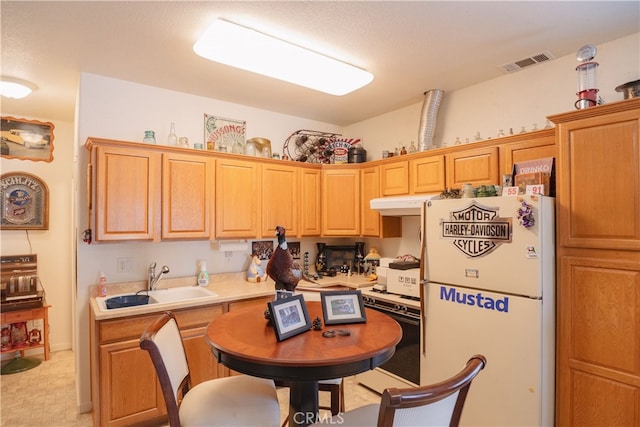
[99,339,166,426]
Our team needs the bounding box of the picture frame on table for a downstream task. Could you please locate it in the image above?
[267,294,311,341]
[275,290,294,300]
[321,290,367,325]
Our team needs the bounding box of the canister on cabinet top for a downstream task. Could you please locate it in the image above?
[348,145,367,163]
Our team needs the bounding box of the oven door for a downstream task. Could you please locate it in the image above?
[357,304,421,393]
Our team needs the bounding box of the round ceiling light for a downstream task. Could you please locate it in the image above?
[0,77,37,99]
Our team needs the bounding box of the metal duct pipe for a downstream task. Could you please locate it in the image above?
[418,89,444,151]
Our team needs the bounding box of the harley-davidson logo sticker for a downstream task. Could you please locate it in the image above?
[440,201,512,258]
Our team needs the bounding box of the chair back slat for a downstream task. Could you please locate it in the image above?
[140,311,192,427]
[377,354,486,427]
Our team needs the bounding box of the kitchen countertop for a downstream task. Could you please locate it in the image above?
[89,272,376,320]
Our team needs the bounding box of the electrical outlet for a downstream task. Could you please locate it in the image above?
[117,257,132,273]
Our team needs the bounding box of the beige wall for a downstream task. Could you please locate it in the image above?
[343,33,640,159]
[0,118,75,354]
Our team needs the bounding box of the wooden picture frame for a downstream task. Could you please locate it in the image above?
[1,116,55,162]
[321,290,367,325]
[0,172,49,230]
[267,294,311,341]
[252,240,274,260]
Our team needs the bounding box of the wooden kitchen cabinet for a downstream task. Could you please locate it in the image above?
[361,166,401,237]
[321,166,360,236]
[86,138,214,242]
[380,159,409,196]
[409,154,445,194]
[88,140,161,241]
[499,128,556,175]
[445,145,499,189]
[299,166,322,236]
[162,152,213,239]
[261,162,298,237]
[90,304,224,426]
[550,98,640,427]
[215,158,261,238]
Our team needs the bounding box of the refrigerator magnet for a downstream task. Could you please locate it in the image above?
[525,246,539,258]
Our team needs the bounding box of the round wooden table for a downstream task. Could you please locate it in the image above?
[206,300,402,427]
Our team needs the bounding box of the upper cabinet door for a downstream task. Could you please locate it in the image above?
[410,155,445,194]
[162,152,213,239]
[380,160,409,196]
[360,166,381,236]
[94,145,161,241]
[499,129,556,175]
[215,158,260,238]
[553,104,640,250]
[261,163,298,237]
[445,146,499,188]
[299,167,322,236]
[321,167,360,236]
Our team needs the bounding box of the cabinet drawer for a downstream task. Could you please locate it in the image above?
[1,308,44,323]
[98,304,223,342]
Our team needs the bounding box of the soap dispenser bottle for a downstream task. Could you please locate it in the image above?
[98,272,107,297]
[197,260,209,286]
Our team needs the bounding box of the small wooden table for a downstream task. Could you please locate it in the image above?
[0,304,50,360]
[206,300,402,427]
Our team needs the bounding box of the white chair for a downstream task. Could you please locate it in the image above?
[140,311,281,427]
[312,354,486,427]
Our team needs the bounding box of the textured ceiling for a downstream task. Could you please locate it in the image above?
[1,1,639,126]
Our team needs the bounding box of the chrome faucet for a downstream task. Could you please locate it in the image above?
[148,262,170,291]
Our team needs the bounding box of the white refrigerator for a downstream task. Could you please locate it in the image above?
[421,195,555,426]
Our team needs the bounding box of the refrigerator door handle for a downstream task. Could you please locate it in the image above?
[420,280,427,355]
[419,201,427,356]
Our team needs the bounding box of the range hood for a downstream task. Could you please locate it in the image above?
[370,194,440,216]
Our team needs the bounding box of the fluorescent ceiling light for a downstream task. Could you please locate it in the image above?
[0,77,36,99]
[193,19,373,96]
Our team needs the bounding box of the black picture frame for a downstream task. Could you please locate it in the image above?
[321,290,367,325]
[324,245,356,270]
[267,294,311,341]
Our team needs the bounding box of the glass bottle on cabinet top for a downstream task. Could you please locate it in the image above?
[245,140,257,156]
[167,122,178,146]
[143,130,156,144]
[177,137,189,148]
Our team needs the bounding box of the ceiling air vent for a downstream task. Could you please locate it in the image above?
[501,51,555,72]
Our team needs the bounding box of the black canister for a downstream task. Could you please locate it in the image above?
[348,145,367,163]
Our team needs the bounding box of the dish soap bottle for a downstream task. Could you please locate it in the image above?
[197,260,209,286]
[98,272,107,297]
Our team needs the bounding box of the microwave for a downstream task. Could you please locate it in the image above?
[386,266,420,299]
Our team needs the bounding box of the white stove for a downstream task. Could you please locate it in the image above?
[360,287,421,309]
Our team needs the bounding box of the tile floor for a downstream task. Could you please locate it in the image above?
[1,350,381,426]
